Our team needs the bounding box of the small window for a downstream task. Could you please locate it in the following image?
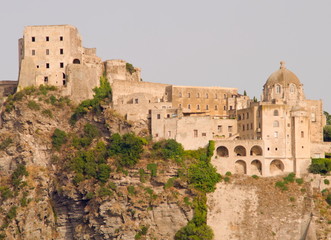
[135,99,139,104]
[168,131,171,137]
[32,37,35,42]
[247,113,249,119]
[276,85,281,94]
[206,105,209,110]
[32,50,35,56]
[287,123,290,127]
[247,124,249,130]
[194,130,198,138]
[60,36,63,41]
[157,114,161,119]
[301,131,304,138]
[205,93,209,99]
[46,63,50,68]
[273,120,279,127]
[46,36,49,41]
[60,62,64,68]
[155,133,159,137]
[60,49,64,55]
[228,126,233,132]
[215,94,218,99]
[196,93,200,98]
[230,106,233,110]
[187,93,191,98]
[250,123,253,129]
[274,110,279,116]
[179,92,182,98]
[188,104,191,109]
[73,59,80,64]
[179,104,182,108]
[202,133,207,137]
[275,148,278,151]
[267,147,270,151]
[44,76,48,83]
[36,65,39,68]
[274,131,278,138]
[46,49,49,55]
[63,80,66,86]
[215,105,218,110]
[197,105,200,110]
[218,125,222,133]
[167,114,170,118]
[223,106,226,110]
[238,115,241,120]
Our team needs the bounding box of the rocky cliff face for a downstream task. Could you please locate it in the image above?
[0,89,192,240]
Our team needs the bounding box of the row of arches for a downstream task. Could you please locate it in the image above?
[235,159,284,175]
[217,145,262,157]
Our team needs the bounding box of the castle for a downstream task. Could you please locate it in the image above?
[1,25,330,177]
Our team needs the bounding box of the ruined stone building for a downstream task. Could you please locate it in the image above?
[1,25,330,177]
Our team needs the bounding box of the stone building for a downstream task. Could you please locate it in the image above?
[211,62,328,176]
[11,25,331,176]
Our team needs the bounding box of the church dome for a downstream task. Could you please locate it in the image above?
[264,61,301,87]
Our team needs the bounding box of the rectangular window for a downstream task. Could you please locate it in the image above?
[60,62,64,68]
[46,49,49,55]
[188,104,191,109]
[168,131,171,137]
[32,50,35,55]
[206,105,209,110]
[157,114,161,119]
[46,36,49,41]
[44,76,48,83]
[215,105,218,110]
[187,93,191,98]
[60,49,64,55]
[60,36,63,41]
[32,37,35,42]
[230,106,233,110]
[135,99,139,104]
[194,130,198,138]
[228,126,233,132]
[46,63,50,68]
[218,125,222,133]
[301,131,304,138]
[274,131,279,138]
[179,104,182,108]
[197,105,200,110]
[202,133,207,137]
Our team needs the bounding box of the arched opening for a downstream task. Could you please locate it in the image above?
[62,73,66,86]
[273,120,279,127]
[216,146,229,157]
[270,160,284,175]
[250,146,262,156]
[290,84,296,93]
[251,160,262,175]
[276,85,281,94]
[73,59,81,64]
[234,145,246,156]
[235,160,246,174]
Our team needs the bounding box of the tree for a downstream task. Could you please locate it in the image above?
[243,90,247,96]
[324,111,331,125]
[324,125,331,142]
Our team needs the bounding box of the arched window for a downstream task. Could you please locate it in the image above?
[179,92,182,98]
[276,85,281,94]
[205,93,209,99]
[188,104,191,109]
[196,93,200,98]
[62,73,66,79]
[206,105,209,110]
[274,110,279,116]
[73,59,80,64]
[217,146,229,157]
[197,104,200,110]
[290,84,296,93]
[273,120,279,127]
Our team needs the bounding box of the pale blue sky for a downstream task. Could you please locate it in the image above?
[1,0,331,111]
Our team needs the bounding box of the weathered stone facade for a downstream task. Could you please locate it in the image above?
[14,25,331,177]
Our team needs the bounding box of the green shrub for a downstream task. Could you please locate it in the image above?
[98,187,113,197]
[289,197,295,202]
[0,138,13,151]
[70,76,111,124]
[188,161,221,193]
[38,84,57,95]
[324,179,330,185]
[275,181,288,191]
[27,100,40,111]
[164,177,176,189]
[85,192,94,200]
[126,63,136,75]
[206,140,215,159]
[283,172,295,183]
[309,158,331,175]
[12,164,28,188]
[41,109,53,118]
[139,169,146,183]
[49,95,57,105]
[326,194,331,206]
[184,148,208,161]
[0,186,13,200]
[108,133,144,167]
[108,182,117,191]
[224,176,230,183]
[153,139,184,161]
[83,123,100,139]
[252,175,259,179]
[127,185,136,195]
[6,206,17,220]
[97,164,111,183]
[147,163,157,177]
[51,129,67,150]
[225,171,232,177]
[135,225,148,239]
[295,178,304,185]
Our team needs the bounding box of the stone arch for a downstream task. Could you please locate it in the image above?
[73,59,81,64]
[234,145,246,156]
[235,160,246,174]
[250,145,262,156]
[251,160,262,175]
[216,146,229,157]
[270,159,284,175]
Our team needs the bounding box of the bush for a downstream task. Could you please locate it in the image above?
[139,169,146,183]
[153,139,184,161]
[98,187,113,197]
[27,100,40,111]
[326,194,331,206]
[206,140,215,159]
[296,178,304,185]
[41,109,53,118]
[97,164,111,183]
[12,164,28,188]
[164,177,176,189]
[6,206,17,220]
[0,186,13,200]
[275,181,288,191]
[324,179,330,185]
[0,138,13,151]
[108,133,144,167]
[126,63,136,75]
[225,171,232,177]
[127,186,136,195]
[252,175,259,179]
[147,163,157,177]
[188,161,221,193]
[309,158,331,175]
[83,123,100,139]
[283,172,295,183]
[51,129,67,150]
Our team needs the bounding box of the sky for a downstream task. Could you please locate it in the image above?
[1,0,331,111]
